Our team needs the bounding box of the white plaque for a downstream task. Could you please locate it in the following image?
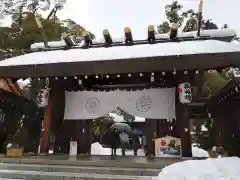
[69,141,77,156]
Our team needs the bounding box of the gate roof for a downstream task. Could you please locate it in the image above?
[0,39,240,78]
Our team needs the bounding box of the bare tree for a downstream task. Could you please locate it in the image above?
[0,0,66,25]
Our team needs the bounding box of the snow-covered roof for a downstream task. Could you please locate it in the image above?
[30,28,236,50]
[31,40,67,50]
[156,28,236,39]
[232,40,240,44]
[1,39,240,77]
[1,40,240,67]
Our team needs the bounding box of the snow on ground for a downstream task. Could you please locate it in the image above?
[91,142,209,158]
[192,145,209,158]
[201,124,208,131]
[91,142,145,156]
[91,142,240,180]
[156,157,240,180]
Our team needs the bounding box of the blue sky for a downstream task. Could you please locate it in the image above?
[2,0,240,39]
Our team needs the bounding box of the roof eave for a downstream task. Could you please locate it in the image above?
[0,52,238,78]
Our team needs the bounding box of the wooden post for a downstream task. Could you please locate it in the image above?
[176,102,192,157]
[157,120,166,138]
[42,81,65,153]
[145,119,162,156]
[42,89,53,152]
[75,120,93,155]
[175,72,192,157]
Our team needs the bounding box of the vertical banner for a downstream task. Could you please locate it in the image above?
[69,141,78,156]
[154,136,182,157]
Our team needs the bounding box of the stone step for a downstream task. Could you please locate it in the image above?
[0,179,24,180]
[0,157,180,169]
[0,163,160,176]
[0,170,156,180]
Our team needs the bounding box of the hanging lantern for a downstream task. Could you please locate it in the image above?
[178,82,193,104]
[37,77,50,107]
[37,89,49,107]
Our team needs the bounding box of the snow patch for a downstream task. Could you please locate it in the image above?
[17,78,30,89]
[157,157,240,180]
[91,142,145,156]
[192,145,209,158]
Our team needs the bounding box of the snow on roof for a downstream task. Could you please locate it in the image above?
[232,40,240,44]
[155,28,236,39]
[181,28,235,38]
[109,113,145,123]
[31,40,67,50]
[1,40,240,67]
[30,28,236,50]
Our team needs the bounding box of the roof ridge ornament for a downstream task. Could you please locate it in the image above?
[170,23,178,41]
[82,31,92,48]
[29,28,236,52]
[124,27,133,45]
[61,32,75,47]
[103,29,112,46]
[148,25,156,44]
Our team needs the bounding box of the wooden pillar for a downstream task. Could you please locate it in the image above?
[175,98,192,157]
[59,120,72,153]
[157,120,166,138]
[215,103,227,148]
[75,120,93,154]
[224,99,240,157]
[145,119,158,156]
[42,90,53,152]
[233,99,240,157]
[42,81,65,153]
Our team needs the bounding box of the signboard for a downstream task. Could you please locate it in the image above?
[69,141,77,156]
[154,136,182,157]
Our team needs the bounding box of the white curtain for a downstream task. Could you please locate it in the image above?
[64,88,176,120]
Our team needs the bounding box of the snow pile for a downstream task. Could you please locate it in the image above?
[157,157,240,180]
[192,145,209,158]
[91,142,110,155]
[17,78,30,89]
[91,142,209,157]
[91,142,145,156]
[201,124,208,131]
